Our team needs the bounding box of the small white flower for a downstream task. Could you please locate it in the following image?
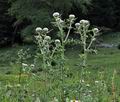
[70,100,80,102]
[80,79,85,83]
[30,64,35,67]
[15,84,21,87]
[22,63,28,67]
[36,27,42,33]
[53,12,60,18]
[43,27,49,33]
[75,23,80,28]
[69,14,75,19]
[86,84,90,87]
[95,81,99,83]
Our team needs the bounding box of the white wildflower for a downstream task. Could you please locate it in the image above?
[22,63,28,67]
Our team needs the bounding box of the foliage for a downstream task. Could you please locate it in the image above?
[8,0,92,41]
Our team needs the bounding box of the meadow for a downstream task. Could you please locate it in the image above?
[0,32,120,101]
[0,13,120,101]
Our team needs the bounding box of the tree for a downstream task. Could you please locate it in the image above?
[8,0,92,42]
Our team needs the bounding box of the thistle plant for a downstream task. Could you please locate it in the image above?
[35,27,52,98]
[52,12,76,101]
[74,19,99,99]
[75,20,99,67]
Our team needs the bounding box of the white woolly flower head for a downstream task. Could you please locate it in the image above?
[53,12,60,18]
[36,27,42,33]
[43,27,49,33]
[75,23,80,28]
[80,20,90,27]
[69,14,75,20]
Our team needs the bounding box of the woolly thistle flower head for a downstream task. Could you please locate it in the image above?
[93,28,99,34]
[55,39,61,46]
[53,12,60,18]
[43,27,49,33]
[44,36,51,42]
[80,20,90,27]
[75,23,80,28]
[69,14,75,20]
[36,27,42,34]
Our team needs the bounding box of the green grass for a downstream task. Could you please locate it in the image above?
[0,33,120,100]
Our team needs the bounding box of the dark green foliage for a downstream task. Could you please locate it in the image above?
[0,0,14,47]
[8,0,92,41]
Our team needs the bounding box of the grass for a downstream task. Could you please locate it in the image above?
[0,32,120,100]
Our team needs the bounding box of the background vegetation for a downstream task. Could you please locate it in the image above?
[1,0,120,46]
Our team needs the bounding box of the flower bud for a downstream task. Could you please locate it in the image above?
[36,27,42,33]
[69,14,75,19]
[53,12,60,18]
[43,27,49,33]
[75,23,80,28]
[93,28,99,34]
